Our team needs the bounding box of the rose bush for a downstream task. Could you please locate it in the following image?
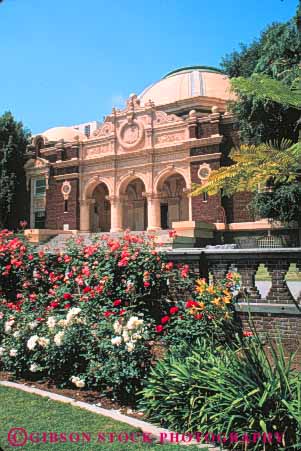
[0,229,240,404]
[153,272,241,357]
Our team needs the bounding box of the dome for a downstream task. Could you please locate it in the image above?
[40,126,86,143]
[139,66,234,106]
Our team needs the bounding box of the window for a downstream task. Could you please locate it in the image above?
[34,178,46,196]
[202,192,208,203]
[84,125,91,137]
[64,200,68,213]
[34,210,46,229]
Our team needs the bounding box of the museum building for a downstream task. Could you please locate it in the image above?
[25,66,267,243]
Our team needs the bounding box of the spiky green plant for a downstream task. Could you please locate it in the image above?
[141,333,301,450]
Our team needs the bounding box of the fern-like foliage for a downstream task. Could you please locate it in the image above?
[231,74,301,108]
[192,74,301,198]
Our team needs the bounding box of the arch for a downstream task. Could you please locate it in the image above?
[83,176,113,201]
[154,167,190,194]
[117,172,149,197]
[122,177,148,231]
[154,170,190,229]
[90,182,111,232]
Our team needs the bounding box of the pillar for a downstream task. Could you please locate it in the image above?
[109,196,123,233]
[80,199,93,232]
[146,195,161,231]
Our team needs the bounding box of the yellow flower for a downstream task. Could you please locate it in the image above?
[211,297,221,307]
[207,285,216,295]
[197,301,205,310]
[222,296,232,304]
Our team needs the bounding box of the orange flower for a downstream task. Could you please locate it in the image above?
[211,297,221,307]
[222,296,231,304]
[197,301,205,310]
[207,285,216,295]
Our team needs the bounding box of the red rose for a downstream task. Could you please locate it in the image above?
[113,299,122,307]
[49,300,59,309]
[103,311,113,317]
[194,314,203,320]
[119,309,126,315]
[83,286,91,294]
[169,306,179,315]
[64,303,71,309]
[155,325,164,333]
[143,281,150,287]
[243,331,253,337]
[63,293,72,300]
[185,300,198,308]
[161,315,170,325]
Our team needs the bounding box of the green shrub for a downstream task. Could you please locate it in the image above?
[141,334,301,450]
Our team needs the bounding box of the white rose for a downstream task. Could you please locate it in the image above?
[28,321,38,330]
[131,333,142,341]
[27,335,39,350]
[122,330,130,343]
[9,349,18,357]
[126,316,143,330]
[4,319,14,333]
[58,319,68,328]
[54,331,64,347]
[37,337,49,348]
[71,376,85,388]
[66,308,81,324]
[126,342,135,353]
[47,316,56,329]
[13,331,20,338]
[0,312,4,319]
[30,363,39,373]
[113,320,123,335]
[75,379,85,388]
[111,336,122,346]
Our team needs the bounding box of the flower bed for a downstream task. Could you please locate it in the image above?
[0,230,239,405]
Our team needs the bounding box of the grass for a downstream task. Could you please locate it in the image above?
[0,386,205,450]
[256,263,301,281]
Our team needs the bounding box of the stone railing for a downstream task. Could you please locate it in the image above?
[166,247,301,307]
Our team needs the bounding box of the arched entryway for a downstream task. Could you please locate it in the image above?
[91,183,111,232]
[122,178,147,231]
[157,173,189,229]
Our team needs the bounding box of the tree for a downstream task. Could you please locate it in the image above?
[192,74,301,225]
[221,17,301,143]
[0,112,31,229]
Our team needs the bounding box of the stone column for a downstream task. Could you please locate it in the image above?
[210,262,229,284]
[265,260,294,303]
[109,196,123,233]
[146,194,161,231]
[236,261,261,300]
[296,260,301,303]
[80,199,94,232]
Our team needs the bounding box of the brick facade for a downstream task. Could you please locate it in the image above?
[46,178,79,230]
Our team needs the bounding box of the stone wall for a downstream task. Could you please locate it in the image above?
[166,248,301,360]
[46,178,79,230]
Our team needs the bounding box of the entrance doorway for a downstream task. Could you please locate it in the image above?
[160,204,168,229]
[91,183,111,232]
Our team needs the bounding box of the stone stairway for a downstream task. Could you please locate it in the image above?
[36,230,196,253]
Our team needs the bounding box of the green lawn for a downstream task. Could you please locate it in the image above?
[0,386,205,450]
[256,263,301,281]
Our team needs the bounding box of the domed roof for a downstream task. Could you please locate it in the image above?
[40,126,86,143]
[139,66,233,106]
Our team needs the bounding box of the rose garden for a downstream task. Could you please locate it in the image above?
[0,229,300,450]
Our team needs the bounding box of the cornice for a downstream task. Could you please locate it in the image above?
[53,173,79,181]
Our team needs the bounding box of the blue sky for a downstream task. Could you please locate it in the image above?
[0,0,297,134]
